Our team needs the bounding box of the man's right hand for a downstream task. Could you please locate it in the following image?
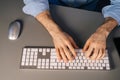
[52,31,78,62]
[36,10,78,62]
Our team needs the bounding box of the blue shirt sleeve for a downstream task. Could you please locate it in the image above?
[102,0,120,25]
[23,0,49,17]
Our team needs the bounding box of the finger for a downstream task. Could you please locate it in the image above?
[63,47,74,61]
[83,40,90,52]
[69,36,79,48]
[59,48,68,62]
[85,46,93,58]
[54,42,62,61]
[96,49,102,60]
[65,33,79,49]
[100,49,106,59]
[55,48,62,61]
[90,48,99,60]
[67,43,77,58]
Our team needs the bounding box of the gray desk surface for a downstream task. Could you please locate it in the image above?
[0,0,120,80]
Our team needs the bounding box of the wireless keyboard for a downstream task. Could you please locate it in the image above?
[20,46,111,70]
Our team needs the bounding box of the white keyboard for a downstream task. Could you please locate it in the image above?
[20,46,111,70]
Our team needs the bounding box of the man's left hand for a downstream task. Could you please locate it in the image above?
[83,17,118,60]
[83,31,107,60]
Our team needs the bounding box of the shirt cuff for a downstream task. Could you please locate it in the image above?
[23,0,49,17]
[102,4,120,25]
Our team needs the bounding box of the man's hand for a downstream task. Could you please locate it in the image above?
[53,32,78,62]
[83,31,107,60]
[36,10,78,62]
[83,17,118,60]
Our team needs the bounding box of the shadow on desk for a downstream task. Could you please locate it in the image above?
[107,26,120,69]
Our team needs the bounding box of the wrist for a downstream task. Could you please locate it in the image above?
[105,17,118,26]
[96,27,109,38]
[96,17,118,37]
[49,27,63,38]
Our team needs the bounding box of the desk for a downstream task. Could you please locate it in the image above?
[0,0,120,80]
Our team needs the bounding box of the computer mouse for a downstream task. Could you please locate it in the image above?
[8,19,23,40]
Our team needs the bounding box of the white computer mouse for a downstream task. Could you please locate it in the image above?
[8,20,23,40]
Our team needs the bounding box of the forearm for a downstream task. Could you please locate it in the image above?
[96,17,118,38]
[35,10,62,37]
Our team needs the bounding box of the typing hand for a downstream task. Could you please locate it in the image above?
[83,31,107,60]
[52,32,78,62]
[83,17,118,60]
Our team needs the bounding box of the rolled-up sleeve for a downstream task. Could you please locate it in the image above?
[23,0,49,17]
[102,0,120,25]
